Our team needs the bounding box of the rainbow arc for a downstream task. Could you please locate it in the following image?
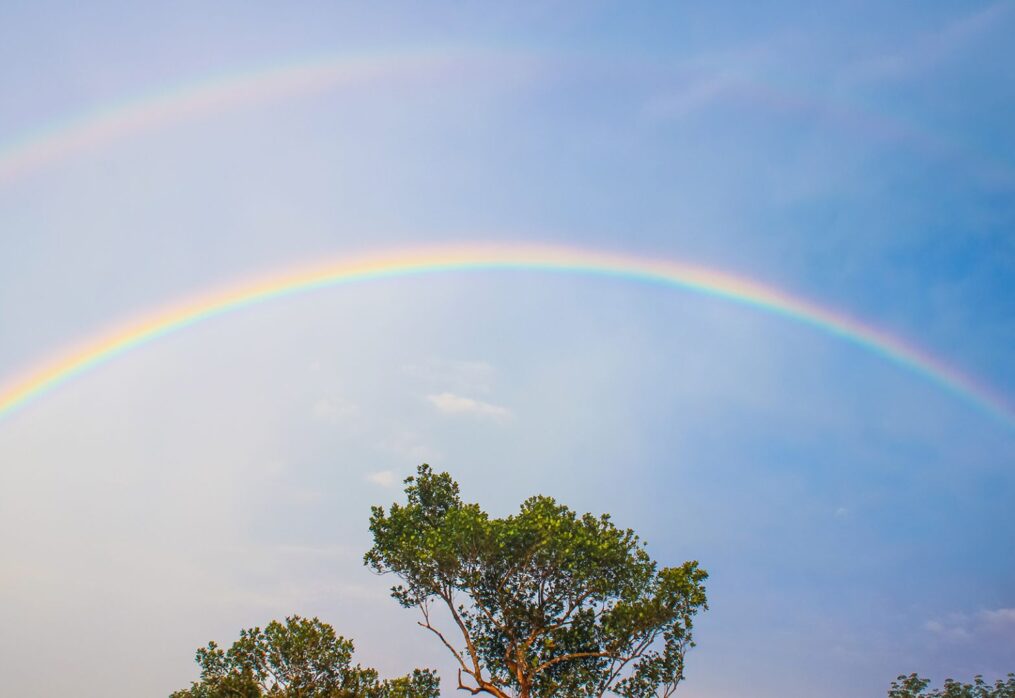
[0,243,1010,427]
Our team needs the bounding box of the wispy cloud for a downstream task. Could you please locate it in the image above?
[641,73,742,122]
[924,607,1015,642]
[639,40,778,123]
[426,392,512,421]
[845,1,1013,83]
[981,608,1015,626]
[377,430,443,464]
[365,470,399,488]
[402,359,497,395]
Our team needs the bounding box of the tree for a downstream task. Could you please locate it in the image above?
[365,465,708,698]
[888,673,1015,698]
[170,615,440,698]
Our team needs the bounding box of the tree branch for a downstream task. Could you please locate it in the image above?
[534,649,612,675]
[457,668,482,695]
[439,586,490,692]
[417,602,470,676]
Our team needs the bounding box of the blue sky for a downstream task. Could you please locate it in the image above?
[0,2,1013,696]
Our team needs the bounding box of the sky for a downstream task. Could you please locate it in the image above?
[0,2,1013,696]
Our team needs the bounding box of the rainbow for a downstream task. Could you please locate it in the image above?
[0,49,458,186]
[0,243,1011,427]
[1,44,1008,190]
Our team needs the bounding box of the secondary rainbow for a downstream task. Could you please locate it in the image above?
[2,46,1008,189]
[0,243,1011,427]
[0,49,458,185]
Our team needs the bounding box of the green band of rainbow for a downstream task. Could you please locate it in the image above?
[0,243,1010,427]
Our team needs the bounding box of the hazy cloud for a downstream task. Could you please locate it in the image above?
[365,470,398,488]
[981,608,1015,626]
[642,73,744,122]
[845,1,1013,83]
[426,392,512,421]
[378,430,442,464]
[924,608,1015,642]
[402,359,497,395]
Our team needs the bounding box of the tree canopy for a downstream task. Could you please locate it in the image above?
[170,615,439,698]
[888,673,1015,698]
[365,464,708,698]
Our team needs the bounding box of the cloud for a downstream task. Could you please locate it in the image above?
[924,616,972,641]
[378,430,443,463]
[426,392,512,421]
[981,607,1015,628]
[365,470,399,488]
[924,608,1015,642]
[402,359,497,394]
[642,73,742,122]
[845,2,1013,83]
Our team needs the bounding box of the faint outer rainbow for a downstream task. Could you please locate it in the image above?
[0,243,1011,427]
[0,49,458,185]
[1,45,1007,189]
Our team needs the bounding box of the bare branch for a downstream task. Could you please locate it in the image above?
[417,605,469,675]
[438,586,488,688]
[457,668,482,695]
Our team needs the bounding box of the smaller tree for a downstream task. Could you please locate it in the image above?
[170,615,440,698]
[888,673,1015,698]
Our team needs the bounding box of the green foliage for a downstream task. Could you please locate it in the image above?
[365,464,708,698]
[889,673,1015,698]
[169,615,439,698]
